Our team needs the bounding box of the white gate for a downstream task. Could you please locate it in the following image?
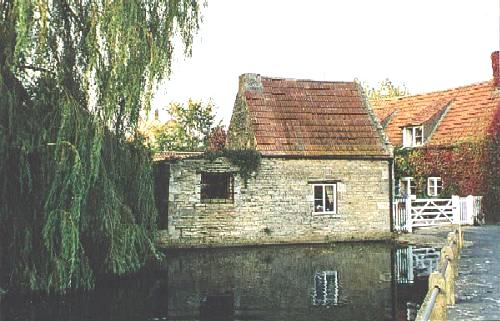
[392,195,482,232]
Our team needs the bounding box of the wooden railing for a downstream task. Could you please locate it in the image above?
[393,195,482,232]
[415,229,463,321]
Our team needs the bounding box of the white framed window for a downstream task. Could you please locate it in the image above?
[399,177,416,199]
[313,184,336,214]
[403,126,424,147]
[427,177,442,197]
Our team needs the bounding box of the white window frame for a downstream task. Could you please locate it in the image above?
[403,125,424,147]
[312,184,337,215]
[399,177,416,199]
[427,177,442,197]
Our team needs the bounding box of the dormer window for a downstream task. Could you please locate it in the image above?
[403,126,423,147]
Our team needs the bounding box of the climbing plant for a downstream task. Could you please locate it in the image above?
[0,0,203,294]
[394,137,499,219]
[204,149,261,184]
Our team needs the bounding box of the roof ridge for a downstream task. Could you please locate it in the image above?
[259,75,355,84]
[371,80,494,104]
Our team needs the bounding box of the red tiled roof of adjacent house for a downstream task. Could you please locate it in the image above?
[241,75,390,157]
[371,80,500,146]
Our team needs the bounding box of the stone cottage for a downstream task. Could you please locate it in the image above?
[371,51,500,219]
[155,74,394,247]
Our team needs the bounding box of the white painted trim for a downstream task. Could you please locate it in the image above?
[427,177,442,197]
[312,183,337,215]
[402,125,424,147]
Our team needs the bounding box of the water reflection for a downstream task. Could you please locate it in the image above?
[313,270,339,306]
[393,246,441,321]
[395,246,441,284]
[1,243,440,321]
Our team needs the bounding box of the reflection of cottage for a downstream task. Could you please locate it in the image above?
[371,52,500,218]
[155,74,393,246]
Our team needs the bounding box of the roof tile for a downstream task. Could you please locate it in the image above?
[371,81,500,146]
[240,76,390,157]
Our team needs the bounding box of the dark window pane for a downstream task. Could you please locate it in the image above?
[201,173,233,203]
[314,186,323,199]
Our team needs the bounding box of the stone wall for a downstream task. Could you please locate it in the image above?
[159,156,391,247]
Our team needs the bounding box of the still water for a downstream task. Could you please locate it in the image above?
[1,243,440,321]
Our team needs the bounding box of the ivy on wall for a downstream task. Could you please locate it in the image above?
[394,136,500,220]
[204,149,261,185]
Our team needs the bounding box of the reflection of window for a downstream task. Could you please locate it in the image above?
[313,184,336,214]
[201,172,234,203]
[399,177,416,198]
[313,271,339,306]
[403,126,424,147]
[427,177,442,197]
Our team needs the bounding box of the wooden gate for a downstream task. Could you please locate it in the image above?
[392,195,482,232]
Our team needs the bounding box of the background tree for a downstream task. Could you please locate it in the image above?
[0,0,203,294]
[153,99,217,151]
[358,78,410,99]
[208,125,227,151]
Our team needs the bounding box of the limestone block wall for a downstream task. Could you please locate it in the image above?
[160,156,391,247]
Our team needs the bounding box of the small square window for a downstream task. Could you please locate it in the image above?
[403,126,424,147]
[313,184,336,214]
[427,177,442,197]
[201,172,234,203]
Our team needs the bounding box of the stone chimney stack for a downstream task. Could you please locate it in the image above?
[492,51,500,88]
[239,73,263,94]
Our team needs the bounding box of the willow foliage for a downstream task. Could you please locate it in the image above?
[0,0,202,293]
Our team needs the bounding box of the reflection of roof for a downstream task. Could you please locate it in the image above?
[153,151,203,161]
[241,75,390,157]
[371,81,500,146]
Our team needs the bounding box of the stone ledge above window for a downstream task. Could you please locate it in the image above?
[307,179,342,184]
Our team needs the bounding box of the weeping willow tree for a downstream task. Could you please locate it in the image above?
[0,0,203,294]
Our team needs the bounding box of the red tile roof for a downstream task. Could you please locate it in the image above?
[236,75,391,157]
[371,81,500,146]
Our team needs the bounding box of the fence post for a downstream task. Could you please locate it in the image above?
[454,229,462,251]
[428,272,447,321]
[451,195,460,225]
[441,245,456,305]
[405,197,412,233]
[466,195,474,225]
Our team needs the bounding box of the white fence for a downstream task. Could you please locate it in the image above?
[393,195,482,232]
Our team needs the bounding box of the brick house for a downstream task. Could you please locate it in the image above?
[371,52,500,219]
[155,74,394,247]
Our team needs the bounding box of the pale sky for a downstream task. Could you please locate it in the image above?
[152,0,500,126]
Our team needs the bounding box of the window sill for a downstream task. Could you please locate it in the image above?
[201,199,233,204]
[312,212,340,217]
[402,145,425,149]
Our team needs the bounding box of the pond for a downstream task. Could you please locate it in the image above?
[1,243,440,321]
